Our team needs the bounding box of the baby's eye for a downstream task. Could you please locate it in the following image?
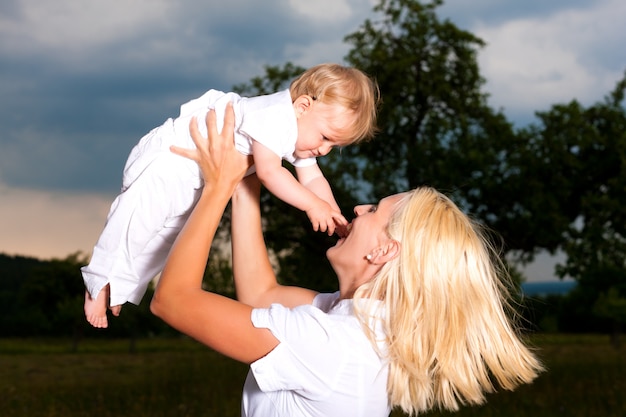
[322,135,330,141]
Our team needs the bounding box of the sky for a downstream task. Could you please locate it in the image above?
[1,0,624,282]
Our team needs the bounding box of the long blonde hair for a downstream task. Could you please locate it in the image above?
[290,63,380,143]
[354,187,543,415]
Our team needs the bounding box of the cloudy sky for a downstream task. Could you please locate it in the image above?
[1,0,624,282]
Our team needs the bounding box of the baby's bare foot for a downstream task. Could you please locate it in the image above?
[85,288,108,328]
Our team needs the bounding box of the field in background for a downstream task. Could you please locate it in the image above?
[1,334,624,417]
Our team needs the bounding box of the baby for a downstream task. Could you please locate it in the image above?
[82,63,379,328]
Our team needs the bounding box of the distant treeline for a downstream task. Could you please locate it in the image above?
[0,252,617,339]
[0,253,172,339]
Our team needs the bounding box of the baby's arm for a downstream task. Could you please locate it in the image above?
[251,140,345,235]
[294,164,337,206]
[295,164,348,236]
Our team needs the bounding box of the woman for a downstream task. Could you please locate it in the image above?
[150,103,543,416]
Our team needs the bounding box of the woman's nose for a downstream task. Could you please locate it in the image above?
[353,205,366,216]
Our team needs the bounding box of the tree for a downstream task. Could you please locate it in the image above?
[233,62,305,97]
[344,0,492,194]
[233,1,626,311]
[235,0,530,287]
[0,253,47,335]
[15,252,87,336]
[593,287,626,348]
[342,0,548,258]
[554,73,626,276]
[530,72,626,342]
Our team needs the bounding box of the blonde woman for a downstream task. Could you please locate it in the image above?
[151,104,543,416]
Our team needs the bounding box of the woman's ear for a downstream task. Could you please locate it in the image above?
[367,240,400,265]
[293,95,313,118]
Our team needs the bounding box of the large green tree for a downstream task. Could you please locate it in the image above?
[235,0,626,308]
[344,0,495,194]
[553,73,626,280]
[541,73,626,343]
[342,0,582,262]
[234,0,523,288]
[342,0,549,256]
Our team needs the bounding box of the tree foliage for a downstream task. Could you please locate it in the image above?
[234,1,626,327]
[3,1,626,342]
[344,0,491,194]
[234,0,522,288]
[342,0,554,260]
[531,73,626,343]
[0,252,171,339]
[550,75,626,280]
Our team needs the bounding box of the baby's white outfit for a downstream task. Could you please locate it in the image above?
[82,89,316,305]
[242,291,391,417]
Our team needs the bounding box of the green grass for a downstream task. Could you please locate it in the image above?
[0,334,624,417]
[394,333,626,417]
[0,337,248,417]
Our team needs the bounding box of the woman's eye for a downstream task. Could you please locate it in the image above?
[368,205,378,213]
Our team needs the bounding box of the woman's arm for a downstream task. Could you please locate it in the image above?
[231,173,318,308]
[150,104,278,364]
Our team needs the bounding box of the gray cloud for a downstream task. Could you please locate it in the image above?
[439,0,593,27]
[0,0,624,270]
[0,0,374,193]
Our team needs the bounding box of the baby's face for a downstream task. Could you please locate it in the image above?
[293,101,354,159]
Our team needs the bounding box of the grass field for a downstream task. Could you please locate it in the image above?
[0,334,623,417]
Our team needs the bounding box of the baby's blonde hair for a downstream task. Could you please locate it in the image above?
[290,63,380,143]
[354,187,543,415]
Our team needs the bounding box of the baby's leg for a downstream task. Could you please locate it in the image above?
[81,158,177,325]
[83,142,202,327]
[121,222,184,306]
[108,156,202,307]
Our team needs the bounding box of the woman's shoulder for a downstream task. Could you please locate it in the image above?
[252,292,360,343]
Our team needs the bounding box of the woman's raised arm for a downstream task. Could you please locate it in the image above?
[150,104,278,364]
[231,174,318,308]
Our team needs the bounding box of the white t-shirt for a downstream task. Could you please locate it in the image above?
[241,292,390,417]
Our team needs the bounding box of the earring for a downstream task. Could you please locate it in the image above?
[366,254,373,261]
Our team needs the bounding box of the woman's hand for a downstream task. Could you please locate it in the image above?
[171,102,252,191]
[153,103,280,364]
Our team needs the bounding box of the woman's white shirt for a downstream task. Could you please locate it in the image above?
[241,292,390,417]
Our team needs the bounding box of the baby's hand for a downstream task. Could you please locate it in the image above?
[305,200,347,236]
[333,218,349,238]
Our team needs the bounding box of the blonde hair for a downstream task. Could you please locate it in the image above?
[354,187,543,415]
[290,63,380,143]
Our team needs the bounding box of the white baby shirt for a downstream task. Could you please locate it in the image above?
[173,88,317,168]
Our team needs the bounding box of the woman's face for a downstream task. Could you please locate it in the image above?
[327,192,406,273]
